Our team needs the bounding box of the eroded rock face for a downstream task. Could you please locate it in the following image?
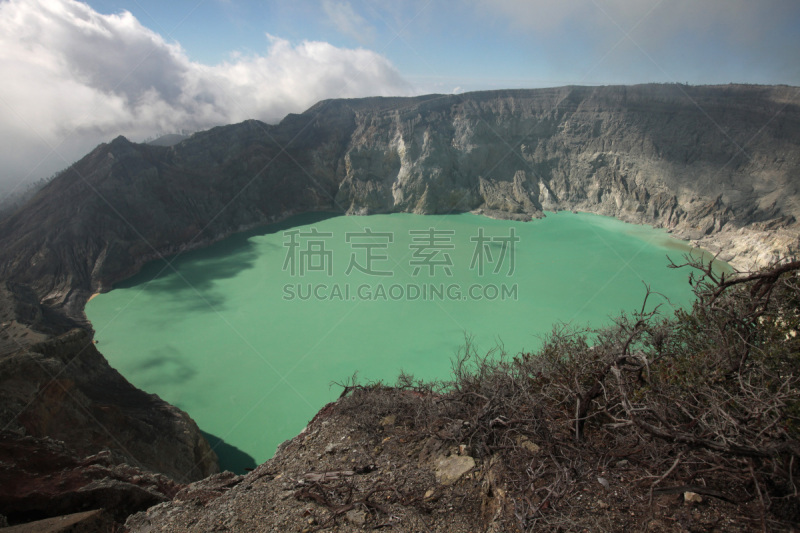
[0,432,181,526]
[0,281,77,357]
[332,86,800,268]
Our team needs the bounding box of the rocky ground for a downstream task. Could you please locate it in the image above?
[685,224,800,271]
[0,328,218,485]
[126,401,485,533]
[126,389,776,533]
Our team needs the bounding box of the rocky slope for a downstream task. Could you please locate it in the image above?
[0,431,182,525]
[125,387,776,532]
[125,397,490,533]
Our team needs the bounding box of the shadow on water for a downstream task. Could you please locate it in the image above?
[114,212,342,310]
[201,430,258,475]
[130,345,198,387]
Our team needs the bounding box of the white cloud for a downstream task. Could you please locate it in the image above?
[322,0,377,44]
[0,0,412,191]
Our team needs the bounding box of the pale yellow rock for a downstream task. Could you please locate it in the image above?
[516,436,540,454]
[684,491,703,504]
[345,510,366,526]
[435,455,476,485]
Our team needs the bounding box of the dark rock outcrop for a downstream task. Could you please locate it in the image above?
[146,133,188,147]
[0,281,80,356]
[0,431,181,526]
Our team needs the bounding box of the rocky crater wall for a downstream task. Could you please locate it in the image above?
[1,84,797,323]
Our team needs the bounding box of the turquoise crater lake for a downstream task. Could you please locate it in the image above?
[86,212,712,472]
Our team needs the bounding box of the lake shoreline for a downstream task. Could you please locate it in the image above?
[87,211,715,472]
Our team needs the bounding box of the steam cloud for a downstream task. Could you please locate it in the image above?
[0,0,412,191]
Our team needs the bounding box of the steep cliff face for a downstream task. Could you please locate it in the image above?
[1,85,798,321]
[334,86,800,257]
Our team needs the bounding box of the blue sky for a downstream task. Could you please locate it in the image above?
[0,0,798,191]
[86,0,800,91]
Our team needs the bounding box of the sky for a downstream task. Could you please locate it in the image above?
[0,0,798,196]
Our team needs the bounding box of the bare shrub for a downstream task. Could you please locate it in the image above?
[335,258,800,530]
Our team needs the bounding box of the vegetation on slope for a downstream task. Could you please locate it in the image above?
[336,257,800,531]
